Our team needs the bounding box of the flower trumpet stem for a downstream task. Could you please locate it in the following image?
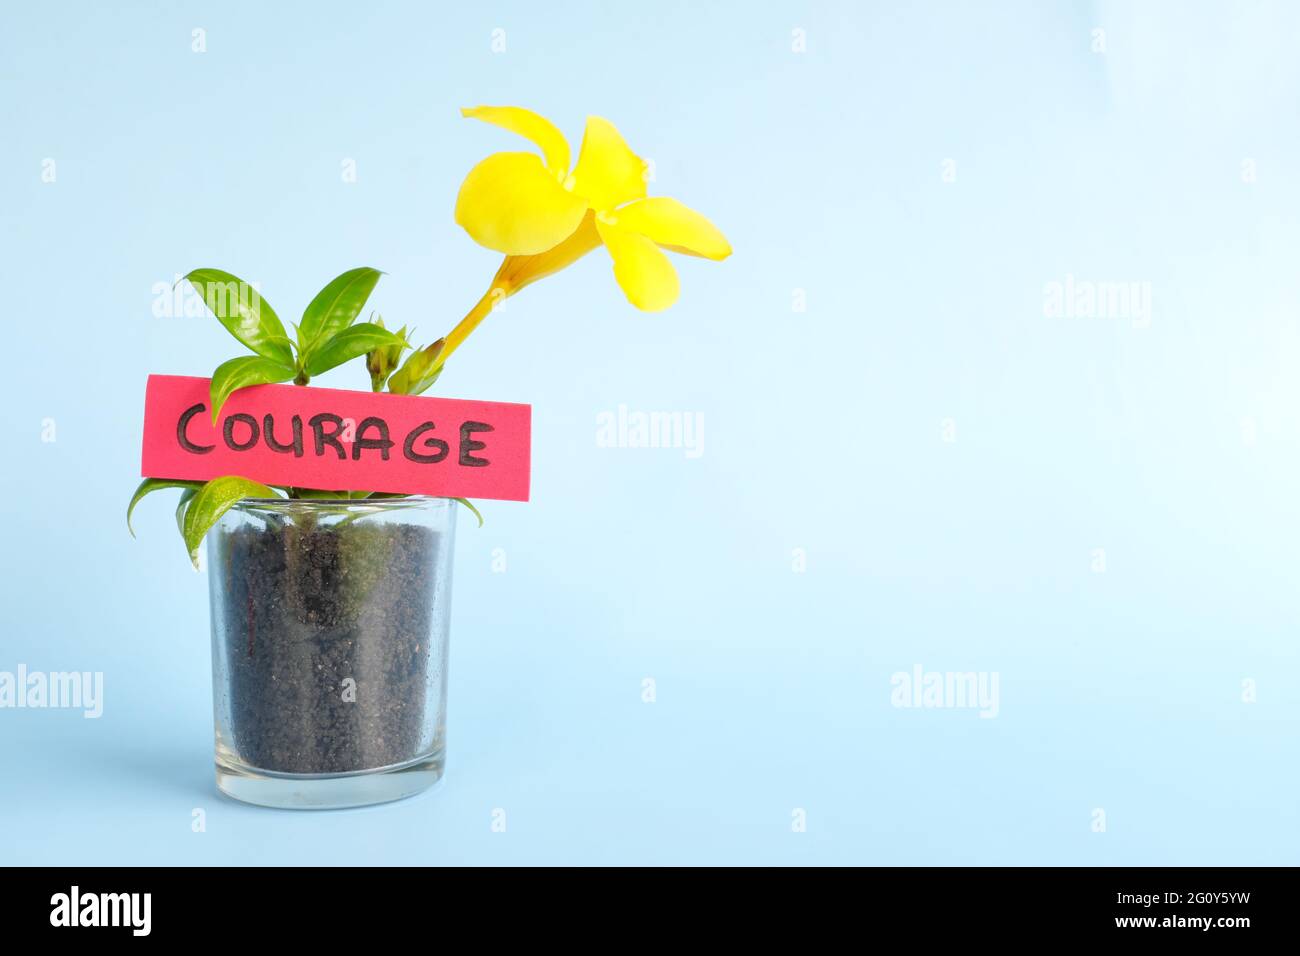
[438,282,509,369]
[434,211,603,374]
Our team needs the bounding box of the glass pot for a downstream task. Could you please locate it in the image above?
[206,496,456,809]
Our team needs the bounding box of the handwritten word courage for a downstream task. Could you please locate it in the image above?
[176,402,494,467]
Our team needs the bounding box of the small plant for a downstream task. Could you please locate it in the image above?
[129,105,729,565]
[126,266,469,564]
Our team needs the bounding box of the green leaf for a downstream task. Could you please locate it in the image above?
[387,338,445,396]
[452,497,484,528]
[126,478,204,537]
[184,269,294,366]
[182,476,281,568]
[298,267,382,357]
[288,487,353,500]
[175,488,198,535]
[209,355,296,422]
[304,322,406,377]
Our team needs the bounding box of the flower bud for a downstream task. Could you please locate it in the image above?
[366,318,408,391]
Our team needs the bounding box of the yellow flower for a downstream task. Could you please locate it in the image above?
[454,105,731,313]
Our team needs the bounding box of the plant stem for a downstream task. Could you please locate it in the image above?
[438,283,506,370]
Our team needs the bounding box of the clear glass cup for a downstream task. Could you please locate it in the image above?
[206,496,456,809]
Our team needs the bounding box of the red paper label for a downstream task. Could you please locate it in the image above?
[140,375,531,501]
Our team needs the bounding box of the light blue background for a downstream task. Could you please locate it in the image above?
[2,0,1297,865]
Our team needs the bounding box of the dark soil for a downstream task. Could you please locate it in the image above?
[216,520,441,774]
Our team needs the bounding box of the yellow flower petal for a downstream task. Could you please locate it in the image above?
[596,220,679,312]
[455,151,589,255]
[461,105,571,175]
[571,116,648,212]
[612,197,732,260]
